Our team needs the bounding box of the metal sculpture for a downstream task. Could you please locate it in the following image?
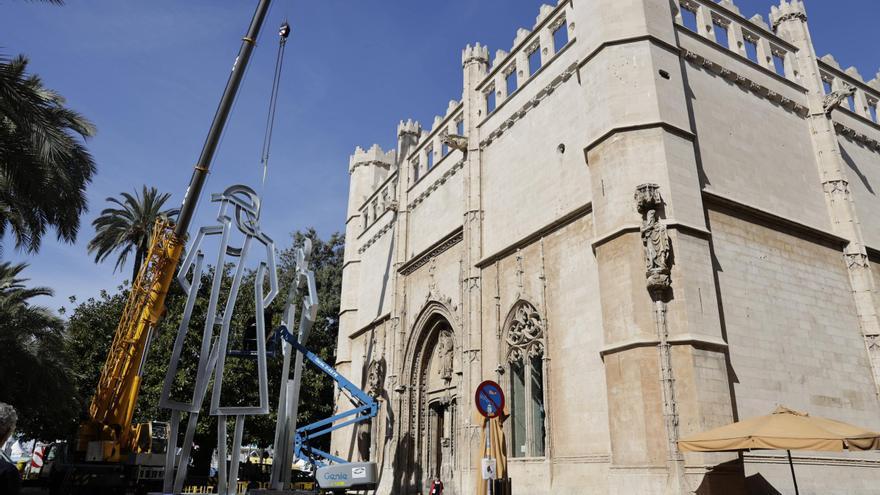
[269,239,319,488]
[159,184,279,495]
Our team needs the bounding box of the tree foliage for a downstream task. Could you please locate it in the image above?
[0,262,79,439]
[64,229,344,474]
[0,55,96,253]
[88,185,178,281]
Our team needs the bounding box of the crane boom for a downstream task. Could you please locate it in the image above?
[78,0,274,463]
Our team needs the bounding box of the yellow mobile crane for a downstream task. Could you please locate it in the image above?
[36,1,275,493]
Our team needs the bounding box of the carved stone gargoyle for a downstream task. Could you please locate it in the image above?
[635,183,672,295]
[441,133,468,152]
[823,85,856,114]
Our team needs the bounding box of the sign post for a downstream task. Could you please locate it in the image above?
[475,380,504,495]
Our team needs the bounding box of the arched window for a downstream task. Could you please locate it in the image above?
[504,302,546,458]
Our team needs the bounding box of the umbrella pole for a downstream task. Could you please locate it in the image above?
[787,450,799,495]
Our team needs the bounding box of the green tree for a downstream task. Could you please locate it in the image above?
[0,262,79,439]
[65,229,344,476]
[0,55,96,253]
[88,186,178,281]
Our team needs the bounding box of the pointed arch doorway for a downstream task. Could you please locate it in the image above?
[399,304,460,494]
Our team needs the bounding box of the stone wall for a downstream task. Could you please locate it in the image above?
[333,0,880,493]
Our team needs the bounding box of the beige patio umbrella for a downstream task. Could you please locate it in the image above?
[678,406,880,494]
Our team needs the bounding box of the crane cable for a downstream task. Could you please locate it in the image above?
[258,20,291,216]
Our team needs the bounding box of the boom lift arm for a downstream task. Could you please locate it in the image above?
[276,325,379,467]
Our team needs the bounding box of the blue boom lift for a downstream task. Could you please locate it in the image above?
[276,325,379,492]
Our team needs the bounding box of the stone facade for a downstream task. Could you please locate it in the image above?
[332,0,880,493]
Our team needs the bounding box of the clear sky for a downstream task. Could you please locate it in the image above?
[2,0,879,314]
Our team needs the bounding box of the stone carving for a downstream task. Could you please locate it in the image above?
[437,330,454,381]
[823,85,856,114]
[636,184,672,294]
[845,252,869,269]
[505,302,545,363]
[823,179,850,197]
[367,358,386,398]
[441,133,468,152]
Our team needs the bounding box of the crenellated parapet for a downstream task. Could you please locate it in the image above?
[818,55,880,124]
[769,0,807,30]
[461,43,489,67]
[349,144,396,174]
[397,119,421,138]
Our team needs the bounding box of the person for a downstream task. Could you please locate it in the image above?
[429,477,443,495]
[0,403,21,495]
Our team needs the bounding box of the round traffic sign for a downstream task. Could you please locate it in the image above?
[475,380,504,418]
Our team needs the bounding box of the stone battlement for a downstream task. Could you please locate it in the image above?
[769,0,807,29]
[397,118,421,137]
[349,144,395,173]
[461,42,489,66]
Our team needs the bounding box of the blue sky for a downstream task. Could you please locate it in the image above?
[2,0,879,313]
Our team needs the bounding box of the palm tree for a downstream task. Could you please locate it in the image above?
[0,54,96,253]
[88,186,178,281]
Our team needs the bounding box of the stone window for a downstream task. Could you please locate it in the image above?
[869,100,878,123]
[412,158,420,183]
[505,67,517,96]
[712,17,729,49]
[371,199,379,222]
[363,209,369,230]
[551,18,568,51]
[771,49,786,77]
[504,301,547,458]
[743,34,758,64]
[441,135,449,157]
[486,86,497,114]
[456,117,464,136]
[822,77,833,95]
[847,94,856,113]
[527,44,541,76]
[427,145,435,169]
[680,6,698,32]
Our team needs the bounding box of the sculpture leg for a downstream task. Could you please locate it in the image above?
[163,410,180,494]
[227,415,245,495]
[270,344,292,488]
[173,412,200,495]
[217,415,228,495]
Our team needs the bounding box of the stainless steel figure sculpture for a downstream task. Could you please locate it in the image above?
[269,239,319,489]
[159,184,279,495]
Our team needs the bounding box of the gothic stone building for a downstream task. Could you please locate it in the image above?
[331,0,880,493]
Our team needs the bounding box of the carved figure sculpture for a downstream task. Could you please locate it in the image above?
[823,85,856,114]
[635,183,672,294]
[367,358,386,398]
[437,331,454,381]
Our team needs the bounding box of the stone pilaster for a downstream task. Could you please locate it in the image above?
[461,42,488,495]
[772,0,880,397]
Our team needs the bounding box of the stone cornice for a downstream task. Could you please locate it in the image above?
[834,121,880,154]
[678,33,809,118]
[357,216,395,254]
[399,227,464,276]
[477,202,592,268]
[599,334,729,358]
[407,159,465,210]
[479,61,578,149]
